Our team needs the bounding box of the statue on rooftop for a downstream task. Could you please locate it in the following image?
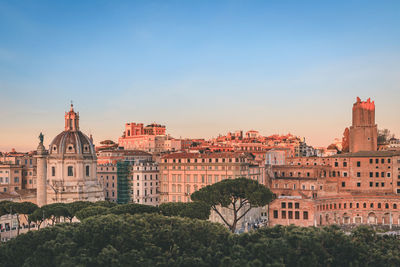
[39,132,44,144]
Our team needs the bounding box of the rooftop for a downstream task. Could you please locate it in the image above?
[329,150,400,158]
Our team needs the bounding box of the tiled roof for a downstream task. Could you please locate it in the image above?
[161,152,247,159]
[329,150,400,158]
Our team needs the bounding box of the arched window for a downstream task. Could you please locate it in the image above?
[68,166,73,176]
[52,166,56,177]
[86,165,90,177]
[394,204,397,209]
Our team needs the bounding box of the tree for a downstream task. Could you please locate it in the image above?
[159,202,211,220]
[75,206,110,221]
[41,203,71,225]
[66,201,94,222]
[191,178,273,233]
[109,203,159,215]
[28,208,48,230]
[15,202,38,231]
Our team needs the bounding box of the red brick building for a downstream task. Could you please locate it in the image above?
[267,97,400,227]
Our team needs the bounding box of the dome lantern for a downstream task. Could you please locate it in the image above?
[65,103,80,131]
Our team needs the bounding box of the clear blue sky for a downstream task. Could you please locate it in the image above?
[0,0,399,151]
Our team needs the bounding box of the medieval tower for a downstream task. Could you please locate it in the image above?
[349,97,378,153]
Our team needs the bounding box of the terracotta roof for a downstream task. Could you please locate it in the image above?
[161,152,248,159]
[329,150,400,158]
[0,189,36,200]
[98,150,151,156]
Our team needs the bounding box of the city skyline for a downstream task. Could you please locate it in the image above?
[1,1,400,151]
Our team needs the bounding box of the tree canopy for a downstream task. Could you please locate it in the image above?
[1,214,400,267]
[191,178,273,232]
[159,202,211,220]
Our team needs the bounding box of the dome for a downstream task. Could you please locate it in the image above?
[49,130,95,157]
[48,103,96,158]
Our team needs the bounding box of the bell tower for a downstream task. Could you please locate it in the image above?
[65,103,79,131]
[349,97,378,153]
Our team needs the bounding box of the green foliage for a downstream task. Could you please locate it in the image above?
[191,178,273,232]
[109,203,159,215]
[2,216,400,267]
[94,201,118,208]
[159,202,211,220]
[66,201,94,218]
[75,206,110,221]
[0,213,230,267]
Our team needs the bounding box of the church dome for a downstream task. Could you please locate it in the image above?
[49,104,96,158]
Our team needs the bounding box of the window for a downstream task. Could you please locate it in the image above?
[67,166,73,176]
[378,203,381,208]
[343,162,347,167]
[52,167,56,177]
[357,172,361,177]
[381,159,385,164]
[303,211,308,220]
[335,162,338,167]
[295,202,300,209]
[281,211,286,219]
[370,182,373,187]
[342,182,345,187]
[369,159,373,164]
[288,211,293,219]
[370,172,373,178]
[288,202,293,209]
[86,166,90,176]
[273,210,278,218]
[376,172,379,178]
[357,182,361,187]
[376,159,379,164]
[281,202,286,209]
[295,211,300,219]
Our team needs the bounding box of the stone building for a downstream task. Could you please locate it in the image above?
[118,122,181,153]
[267,97,400,227]
[159,152,266,230]
[97,161,159,205]
[36,104,104,206]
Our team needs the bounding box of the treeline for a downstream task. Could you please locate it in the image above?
[1,213,400,267]
[0,200,211,234]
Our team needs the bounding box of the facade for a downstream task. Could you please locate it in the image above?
[130,162,159,206]
[97,149,152,164]
[159,152,266,230]
[118,122,181,153]
[0,164,23,193]
[0,152,37,189]
[36,104,104,206]
[267,97,400,228]
[159,152,257,203]
[97,161,159,205]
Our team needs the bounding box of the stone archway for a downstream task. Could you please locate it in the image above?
[354,216,362,224]
[343,213,350,224]
[382,213,390,225]
[367,212,377,224]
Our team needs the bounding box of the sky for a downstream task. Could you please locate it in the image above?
[0,0,399,151]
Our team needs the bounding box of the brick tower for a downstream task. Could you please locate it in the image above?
[349,97,378,153]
